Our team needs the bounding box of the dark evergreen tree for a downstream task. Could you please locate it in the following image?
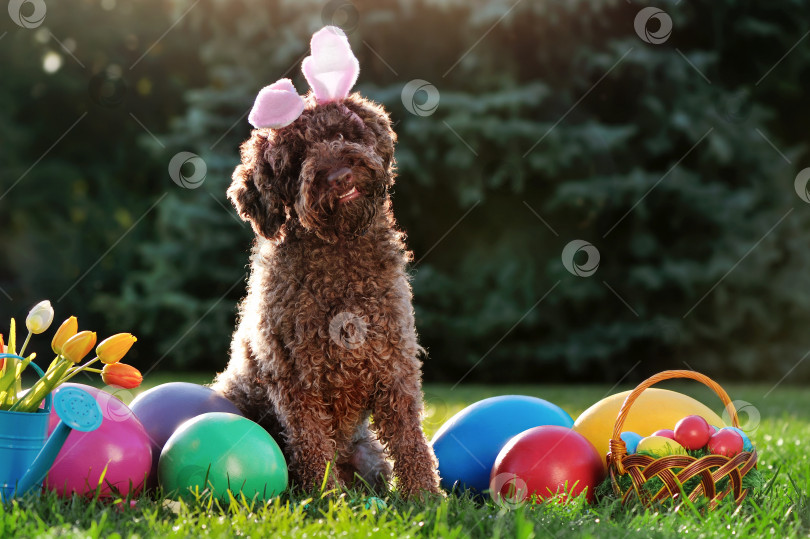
[3,0,809,382]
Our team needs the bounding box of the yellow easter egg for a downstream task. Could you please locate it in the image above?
[636,435,688,457]
[573,388,726,466]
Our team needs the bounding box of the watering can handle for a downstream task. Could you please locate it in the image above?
[0,354,52,412]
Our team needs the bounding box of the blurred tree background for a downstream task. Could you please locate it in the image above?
[2,0,809,384]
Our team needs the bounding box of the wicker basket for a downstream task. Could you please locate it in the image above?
[607,370,758,508]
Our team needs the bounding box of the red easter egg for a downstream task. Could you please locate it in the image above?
[707,429,744,457]
[674,415,713,450]
[652,429,676,440]
[490,426,605,504]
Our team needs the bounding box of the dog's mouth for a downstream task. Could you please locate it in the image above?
[337,185,361,203]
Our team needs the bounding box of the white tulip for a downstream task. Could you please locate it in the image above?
[26,300,54,334]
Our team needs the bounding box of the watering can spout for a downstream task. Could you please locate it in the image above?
[17,422,73,494]
[15,387,103,496]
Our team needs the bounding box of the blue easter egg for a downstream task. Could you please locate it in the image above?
[722,426,754,452]
[620,431,643,454]
[430,395,574,493]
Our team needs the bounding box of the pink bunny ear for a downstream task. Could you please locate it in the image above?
[248,78,306,129]
[302,26,360,104]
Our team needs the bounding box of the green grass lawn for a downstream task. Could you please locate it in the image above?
[3,377,810,538]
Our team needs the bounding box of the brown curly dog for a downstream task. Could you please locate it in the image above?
[212,91,441,498]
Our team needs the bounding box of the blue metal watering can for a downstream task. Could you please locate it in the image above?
[0,353,102,500]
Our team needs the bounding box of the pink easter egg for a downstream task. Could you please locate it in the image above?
[44,383,152,497]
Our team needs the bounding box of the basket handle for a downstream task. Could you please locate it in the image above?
[0,353,52,413]
[610,370,739,458]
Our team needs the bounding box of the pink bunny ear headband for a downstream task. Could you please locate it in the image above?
[247,26,360,129]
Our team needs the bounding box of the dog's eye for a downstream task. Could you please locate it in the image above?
[337,133,344,141]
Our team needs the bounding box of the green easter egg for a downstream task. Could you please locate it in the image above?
[159,412,287,500]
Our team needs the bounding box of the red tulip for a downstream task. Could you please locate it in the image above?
[101,363,143,389]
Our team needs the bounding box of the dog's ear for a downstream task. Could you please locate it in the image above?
[372,111,397,183]
[228,131,288,240]
[345,97,397,185]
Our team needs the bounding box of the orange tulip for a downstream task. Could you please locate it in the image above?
[101,363,142,389]
[61,331,97,363]
[51,316,78,355]
[96,333,137,365]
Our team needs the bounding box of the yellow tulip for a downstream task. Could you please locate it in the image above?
[51,316,78,355]
[61,331,97,363]
[26,300,54,334]
[96,333,137,364]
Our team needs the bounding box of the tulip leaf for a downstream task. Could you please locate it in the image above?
[9,359,70,413]
[6,318,21,405]
[0,372,16,393]
[8,318,16,356]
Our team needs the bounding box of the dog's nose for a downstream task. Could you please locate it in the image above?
[327,167,353,188]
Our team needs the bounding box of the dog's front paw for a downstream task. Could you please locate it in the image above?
[289,461,338,495]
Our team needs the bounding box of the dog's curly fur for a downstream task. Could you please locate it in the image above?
[212,92,441,498]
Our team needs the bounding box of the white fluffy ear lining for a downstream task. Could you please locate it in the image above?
[302,26,360,104]
[248,78,306,129]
